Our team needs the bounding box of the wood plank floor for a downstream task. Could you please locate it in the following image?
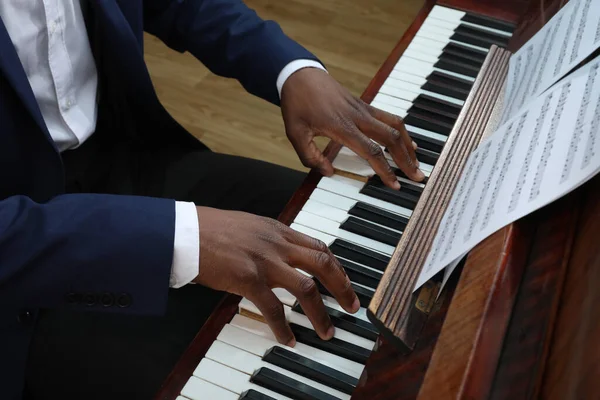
[144,0,424,172]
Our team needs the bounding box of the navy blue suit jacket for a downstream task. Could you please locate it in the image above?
[0,0,317,397]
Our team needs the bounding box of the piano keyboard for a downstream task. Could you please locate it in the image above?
[177,5,514,400]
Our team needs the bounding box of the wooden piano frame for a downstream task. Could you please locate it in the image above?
[156,1,600,398]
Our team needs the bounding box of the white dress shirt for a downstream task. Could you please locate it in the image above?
[0,0,326,288]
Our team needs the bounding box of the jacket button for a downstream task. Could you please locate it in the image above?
[83,292,97,306]
[17,310,33,325]
[100,292,114,307]
[116,293,132,308]
[66,292,80,304]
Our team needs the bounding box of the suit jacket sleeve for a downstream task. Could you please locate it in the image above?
[142,0,322,105]
[0,194,175,315]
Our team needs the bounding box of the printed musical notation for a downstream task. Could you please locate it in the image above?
[501,0,600,124]
[416,55,600,290]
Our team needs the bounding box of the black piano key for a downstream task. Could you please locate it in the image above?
[412,94,461,120]
[263,346,358,395]
[444,41,487,62]
[314,278,373,308]
[361,182,420,210]
[329,239,390,272]
[423,71,472,101]
[292,303,379,341]
[461,13,515,34]
[348,202,409,231]
[393,167,429,184]
[290,323,371,365]
[404,110,454,136]
[250,367,339,400]
[336,256,381,289]
[368,174,423,197]
[239,389,276,400]
[385,145,439,167]
[416,146,440,166]
[451,24,510,49]
[435,51,482,78]
[340,216,401,247]
[407,129,445,154]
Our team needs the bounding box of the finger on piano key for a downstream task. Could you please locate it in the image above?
[191,358,289,399]
[289,323,371,364]
[251,367,340,400]
[333,146,433,179]
[292,302,379,341]
[263,346,358,395]
[180,376,239,400]
[205,340,350,399]
[225,317,364,377]
[238,298,375,351]
[314,278,375,308]
[270,287,372,324]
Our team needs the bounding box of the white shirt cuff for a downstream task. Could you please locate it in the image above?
[170,201,200,288]
[276,59,328,98]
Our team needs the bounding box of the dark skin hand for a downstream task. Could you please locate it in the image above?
[194,69,423,348]
[194,207,360,347]
[281,67,426,188]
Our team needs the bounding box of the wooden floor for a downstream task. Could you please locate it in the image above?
[144,0,424,172]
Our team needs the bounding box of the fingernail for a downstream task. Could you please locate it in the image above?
[326,325,335,340]
[416,169,425,181]
[412,141,418,149]
[351,297,360,313]
[392,180,401,190]
[286,337,296,347]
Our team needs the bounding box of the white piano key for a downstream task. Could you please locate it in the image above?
[309,188,358,212]
[317,174,414,217]
[380,80,465,107]
[221,320,364,378]
[291,222,336,246]
[417,22,454,39]
[405,36,446,56]
[294,211,395,255]
[392,58,475,84]
[181,376,238,400]
[460,20,512,38]
[238,298,375,351]
[429,5,465,21]
[448,39,490,53]
[372,92,412,110]
[193,358,289,399]
[385,72,427,88]
[404,123,448,143]
[206,341,351,400]
[370,100,408,117]
[302,199,349,223]
[402,47,442,64]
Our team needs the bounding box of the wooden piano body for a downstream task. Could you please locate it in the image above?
[156,0,600,398]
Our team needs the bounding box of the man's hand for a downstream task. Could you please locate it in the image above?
[193,207,360,346]
[281,68,425,189]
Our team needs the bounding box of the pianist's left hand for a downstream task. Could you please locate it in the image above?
[281,67,426,189]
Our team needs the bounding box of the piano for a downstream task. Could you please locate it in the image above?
[155,0,600,399]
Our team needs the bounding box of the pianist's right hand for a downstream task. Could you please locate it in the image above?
[193,206,361,347]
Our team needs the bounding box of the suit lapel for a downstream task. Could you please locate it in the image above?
[0,17,53,144]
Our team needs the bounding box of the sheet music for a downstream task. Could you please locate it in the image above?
[501,0,600,124]
[416,55,600,290]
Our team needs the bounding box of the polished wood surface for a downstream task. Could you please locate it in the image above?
[367,44,511,353]
[144,0,425,173]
